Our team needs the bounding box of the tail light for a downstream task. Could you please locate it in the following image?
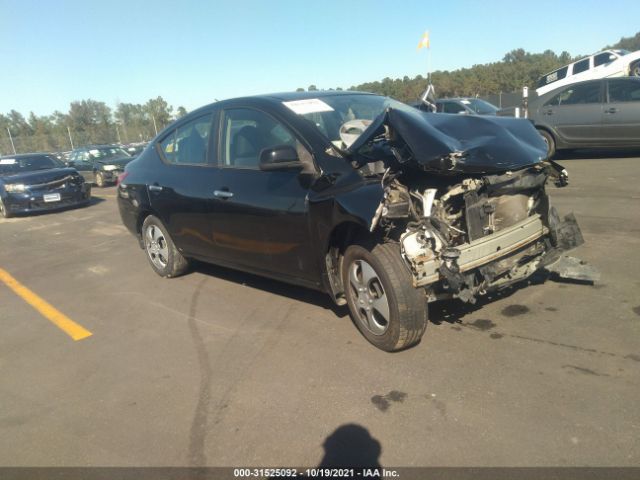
[116,171,129,186]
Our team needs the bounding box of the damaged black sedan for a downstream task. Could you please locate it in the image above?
[117,91,594,351]
[1,153,91,218]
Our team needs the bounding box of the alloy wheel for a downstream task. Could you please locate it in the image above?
[145,224,169,269]
[348,259,390,335]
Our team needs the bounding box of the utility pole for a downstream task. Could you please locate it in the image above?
[6,127,16,154]
[115,124,122,144]
[67,126,74,150]
[151,114,158,136]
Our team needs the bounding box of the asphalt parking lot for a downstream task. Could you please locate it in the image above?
[1,153,639,468]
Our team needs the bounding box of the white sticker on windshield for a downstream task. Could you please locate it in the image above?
[0,158,16,164]
[460,99,471,104]
[283,99,334,115]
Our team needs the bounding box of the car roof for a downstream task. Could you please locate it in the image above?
[74,144,122,150]
[182,90,380,119]
[437,98,476,102]
[532,76,640,103]
[0,152,54,159]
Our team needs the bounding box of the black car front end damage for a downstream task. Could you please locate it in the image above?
[0,168,91,217]
[341,107,597,304]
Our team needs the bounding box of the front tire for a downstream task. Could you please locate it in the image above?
[95,172,105,188]
[342,242,427,352]
[0,198,12,218]
[631,62,640,77]
[141,215,190,278]
[537,128,556,158]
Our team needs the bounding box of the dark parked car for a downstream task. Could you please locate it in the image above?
[529,77,640,157]
[435,97,500,115]
[118,91,592,351]
[67,145,133,187]
[122,143,148,157]
[0,153,91,218]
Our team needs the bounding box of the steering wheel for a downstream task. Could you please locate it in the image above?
[339,119,372,148]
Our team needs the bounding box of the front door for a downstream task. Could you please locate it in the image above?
[541,80,604,144]
[602,79,640,143]
[208,107,318,283]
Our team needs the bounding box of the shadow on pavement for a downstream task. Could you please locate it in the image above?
[554,148,640,160]
[318,424,382,476]
[192,260,349,318]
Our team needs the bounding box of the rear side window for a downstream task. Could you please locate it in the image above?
[538,66,569,88]
[594,52,613,67]
[608,80,640,102]
[572,58,590,75]
[159,115,212,165]
[545,82,601,106]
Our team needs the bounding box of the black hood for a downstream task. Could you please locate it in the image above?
[1,167,80,186]
[348,107,547,174]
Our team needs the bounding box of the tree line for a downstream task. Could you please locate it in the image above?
[0,97,187,155]
[2,32,638,156]
[347,32,640,103]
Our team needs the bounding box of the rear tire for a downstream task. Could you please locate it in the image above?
[141,215,190,278]
[342,241,427,352]
[537,129,556,158]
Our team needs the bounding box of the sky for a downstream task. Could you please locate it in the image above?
[1,0,639,116]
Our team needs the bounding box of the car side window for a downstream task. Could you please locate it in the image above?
[572,58,590,75]
[443,102,465,114]
[544,82,601,106]
[608,80,640,103]
[220,108,299,169]
[159,114,212,165]
[594,52,613,67]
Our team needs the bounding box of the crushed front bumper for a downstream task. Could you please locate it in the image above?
[410,211,596,302]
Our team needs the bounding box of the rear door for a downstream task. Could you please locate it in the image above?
[147,111,223,260]
[540,80,604,145]
[602,79,640,144]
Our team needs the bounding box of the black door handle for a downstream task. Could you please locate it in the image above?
[605,107,618,114]
[544,109,554,115]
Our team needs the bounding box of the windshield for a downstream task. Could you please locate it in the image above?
[88,147,130,160]
[283,94,413,148]
[613,49,630,56]
[465,98,499,114]
[0,155,61,176]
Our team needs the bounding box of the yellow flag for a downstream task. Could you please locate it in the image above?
[417,31,430,50]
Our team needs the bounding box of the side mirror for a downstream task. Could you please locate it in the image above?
[66,161,75,167]
[259,145,301,171]
[609,54,617,61]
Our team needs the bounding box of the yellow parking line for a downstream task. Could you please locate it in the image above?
[0,267,92,341]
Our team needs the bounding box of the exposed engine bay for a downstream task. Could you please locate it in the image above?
[341,107,598,304]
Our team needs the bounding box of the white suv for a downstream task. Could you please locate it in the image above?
[536,49,640,96]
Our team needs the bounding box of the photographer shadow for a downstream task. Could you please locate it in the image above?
[316,424,382,479]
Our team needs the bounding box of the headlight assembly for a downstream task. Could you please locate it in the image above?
[4,183,26,193]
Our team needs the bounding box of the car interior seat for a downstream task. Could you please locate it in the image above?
[231,125,263,167]
[177,128,206,164]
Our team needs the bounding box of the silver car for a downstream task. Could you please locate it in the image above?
[529,77,640,157]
